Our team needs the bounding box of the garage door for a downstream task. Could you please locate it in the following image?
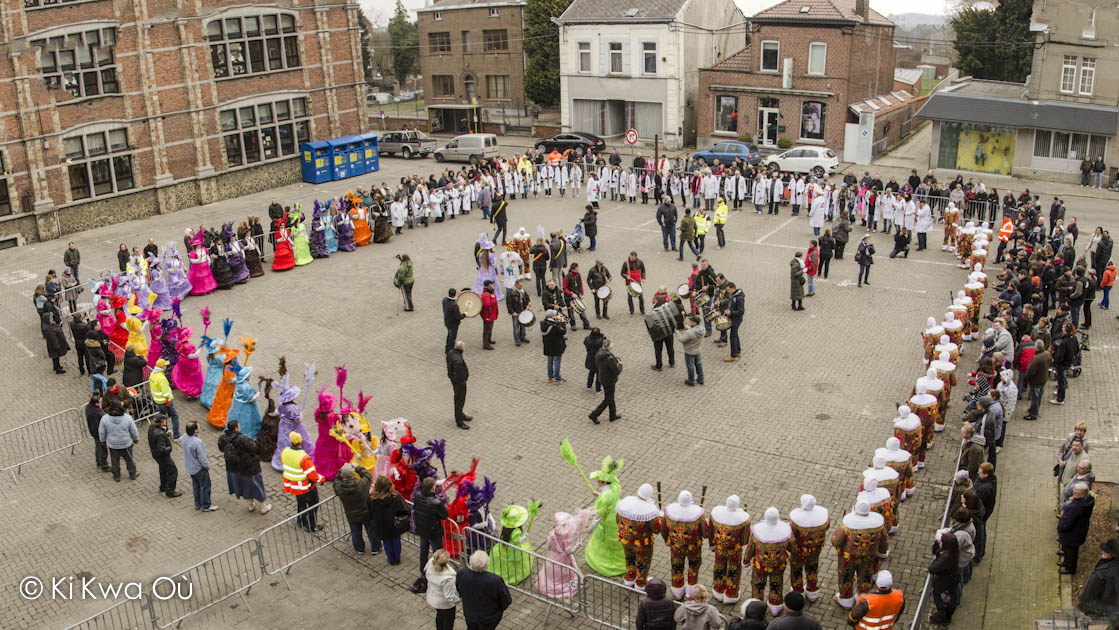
[628,102,662,139]
[572,99,602,136]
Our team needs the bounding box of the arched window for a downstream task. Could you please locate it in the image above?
[207,13,299,78]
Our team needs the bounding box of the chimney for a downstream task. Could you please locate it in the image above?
[854,0,868,21]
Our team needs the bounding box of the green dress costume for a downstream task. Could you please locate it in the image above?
[489,501,540,585]
[292,208,313,267]
[584,456,626,576]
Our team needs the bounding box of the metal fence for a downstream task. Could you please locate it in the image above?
[581,574,730,630]
[64,596,155,630]
[146,539,263,629]
[0,407,85,481]
[255,494,349,590]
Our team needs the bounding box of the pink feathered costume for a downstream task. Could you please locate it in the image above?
[535,509,593,599]
[171,327,205,398]
[311,385,351,482]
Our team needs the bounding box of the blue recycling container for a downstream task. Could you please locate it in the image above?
[300,141,332,184]
[325,137,353,180]
[360,133,380,174]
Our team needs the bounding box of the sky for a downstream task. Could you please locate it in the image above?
[361,0,951,25]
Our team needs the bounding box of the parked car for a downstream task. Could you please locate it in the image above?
[434,133,499,164]
[766,146,839,178]
[534,132,606,155]
[692,141,760,167]
[378,130,437,159]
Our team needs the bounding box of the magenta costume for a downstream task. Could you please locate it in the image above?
[171,327,205,398]
[271,364,315,472]
[187,234,218,296]
[163,243,193,301]
[311,386,350,481]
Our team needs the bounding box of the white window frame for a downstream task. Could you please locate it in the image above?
[577,41,591,73]
[609,42,623,74]
[807,42,826,76]
[1060,55,1077,94]
[488,7,499,17]
[1079,57,1095,96]
[642,42,657,75]
[760,40,779,73]
[433,11,442,21]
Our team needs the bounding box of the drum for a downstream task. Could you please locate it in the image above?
[704,308,719,322]
[571,297,586,313]
[694,292,710,308]
[644,301,683,341]
[627,282,643,297]
[518,310,535,326]
[456,290,482,317]
[715,316,731,331]
[676,283,691,298]
[596,285,611,301]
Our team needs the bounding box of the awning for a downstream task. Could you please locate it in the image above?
[916,92,1118,136]
[426,104,479,110]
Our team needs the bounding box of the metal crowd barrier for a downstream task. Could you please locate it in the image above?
[145,539,263,629]
[255,494,349,590]
[0,407,85,481]
[128,380,162,426]
[460,525,581,625]
[64,596,154,630]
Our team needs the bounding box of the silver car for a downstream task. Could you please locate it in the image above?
[434,134,498,164]
[378,130,437,159]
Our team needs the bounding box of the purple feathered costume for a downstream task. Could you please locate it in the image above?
[333,199,356,252]
[309,201,330,259]
[270,364,315,472]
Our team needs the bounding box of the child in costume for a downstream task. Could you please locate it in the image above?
[206,346,241,428]
[536,509,593,599]
[473,234,504,301]
[584,456,626,576]
[309,201,330,259]
[311,371,350,481]
[271,217,296,271]
[186,231,218,295]
[270,361,315,472]
[224,223,250,284]
[255,375,280,461]
[171,326,204,398]
[291,205,313,266]
[334,201,356,252]
[489,501,541,586]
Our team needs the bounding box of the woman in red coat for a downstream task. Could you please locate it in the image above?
[480,280,499,350]
[805,240,820,297]
[271,217,296,272]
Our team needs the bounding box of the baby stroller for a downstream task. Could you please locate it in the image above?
[566,223,585,251]
[1049,330,1086,379]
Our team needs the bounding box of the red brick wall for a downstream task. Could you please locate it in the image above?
[847,24,896,103]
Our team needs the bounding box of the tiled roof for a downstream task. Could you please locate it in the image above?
[559,0,690,21]
[751,0,893,26]
[418,0,523,11]
[708,46,751,71]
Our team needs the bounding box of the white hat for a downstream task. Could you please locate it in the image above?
[726,495,742,511]
[876,571,893,589]
[638,483,654,501]
[898,405,911,416]
[800,494,816,510]
[854,500,871,516]
[886,437,901,450]
[678,490,693,507]
[763,507,779,524]
[873,456,886,469]
[927,317,936,328]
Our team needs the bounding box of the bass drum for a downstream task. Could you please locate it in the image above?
[456,290,482,317]
[643,301,683,342]
[518,310,536,326]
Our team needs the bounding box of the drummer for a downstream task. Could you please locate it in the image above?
[587,259,612,320]
[693,259,717,336]
[713,273,731,347]
[506,278,533,347]
[621,251,647,316]
[562,262,592,330]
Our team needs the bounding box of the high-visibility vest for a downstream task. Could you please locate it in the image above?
[998,218,1013,242]
[281,447,316,495]
[695,214,710,236]
[149,369,173,404]
[853,589,904,630]
[714,203,728,225]
[548,152,562,166]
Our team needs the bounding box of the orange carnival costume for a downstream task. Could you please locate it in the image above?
[894,402,927,472]
[747,507,793,616]
[788,495,830,602]
[206,347,240,428]
[955,290,976,341]
[956,222,976,268]
[708,496,751,604]
[914,367,947,436]
[832,500,889,609]
[347,191,372,246]
[616,483,663,589]
[661,490,707,598]
[940,311,965,352]
[934,334,960,366]
[942,203,960,250]
[922,317,945,365]
[877,437,915,500]
[947,301,970,343]
[861,457,902,534]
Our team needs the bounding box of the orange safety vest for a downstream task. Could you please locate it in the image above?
[998,217,1013,242]
[853,589,904,630]
[548,152,562,166]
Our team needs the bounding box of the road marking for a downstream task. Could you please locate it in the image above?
[835,279,927,293]
[16,343,34,358]
[637,218,658,228]
[755,217,796,244]
[0,270,37,285]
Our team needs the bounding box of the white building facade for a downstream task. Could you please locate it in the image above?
[557,0,746,150]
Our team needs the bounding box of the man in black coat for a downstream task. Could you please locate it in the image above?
[411,477,450,592]
[589,339,622,424]
[147,414,180,497]
[69,312,90,376]
[446,341,471,430]
[456,550,512,629]
[656,201,678,251]
[86,395,109,471]
[1078,538,1119,615]
[1051,321,1078,405]
[333,464,379,554]
[443,288,467,354]
[1058,483,1095,573]
[490,196,508,245]
[724,283,745,361]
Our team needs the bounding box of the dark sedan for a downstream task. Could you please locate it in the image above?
[534,132,606,154]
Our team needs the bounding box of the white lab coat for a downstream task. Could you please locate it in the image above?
[915,204,934,233]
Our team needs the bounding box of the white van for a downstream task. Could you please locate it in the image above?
[434,133,498,164]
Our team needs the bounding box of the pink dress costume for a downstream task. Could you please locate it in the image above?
[311,384,350,482]
[163,243,194,301]
[187,233,218,296]
[171,327,205,398]
[271,363,315,472]
[145,309,164,371]
[536,510,593,599]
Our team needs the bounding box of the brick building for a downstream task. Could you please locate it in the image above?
[696,0,896,160]
[0,0,366,246]
[417,0,526,134]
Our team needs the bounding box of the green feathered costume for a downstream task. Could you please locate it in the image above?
[584,456,626,576]
[489,500,541,585]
